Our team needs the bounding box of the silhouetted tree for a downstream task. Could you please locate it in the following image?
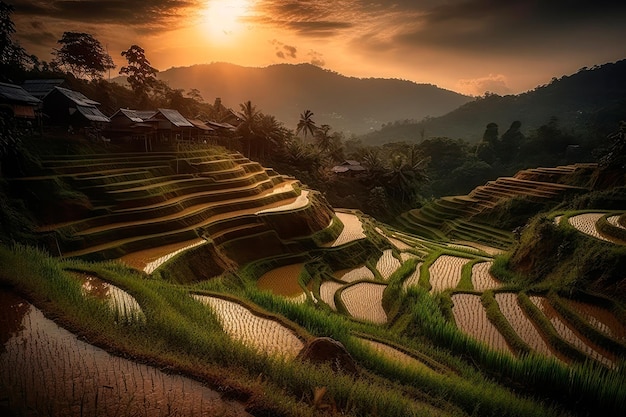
[236,100,261,158]
[258,114,288,162]
[314,124,332,153]
[600,120,626,170]
[296,109,317,140]
[477,122,499,163]
[499,120,524,162]
[0,1,30,80]
[120,44,158,95]
[53,32,115,79]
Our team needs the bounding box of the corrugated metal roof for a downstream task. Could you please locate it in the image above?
[55,87,101,106]
[135,110,157,120]
[188,118,214,131]
[111,108,144,123]
[0,82,41,105]
[75,105,110,123]
[206,120,236,130]
[156,108,193,127]
[22,79,64,99]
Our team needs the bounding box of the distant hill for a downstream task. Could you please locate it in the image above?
[360,59,626,145]
[155,63,472,135]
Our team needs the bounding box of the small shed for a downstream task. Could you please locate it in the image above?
[331,160,367,174]
[0,82,40,119]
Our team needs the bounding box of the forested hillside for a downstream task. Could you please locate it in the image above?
[360,59,626,145]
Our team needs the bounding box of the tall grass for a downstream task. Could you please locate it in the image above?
[401,286,626,416]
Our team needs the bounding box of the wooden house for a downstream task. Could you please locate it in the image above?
[41,87,109,132]
[150,108,194,142]
[0,82,40,120]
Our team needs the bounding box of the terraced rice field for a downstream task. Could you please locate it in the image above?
[0,290,250,417]
[333,265,375,283]
[607,215,626,232]
[325,212,366,247]
[494,293,556,358]
[402,263,422,291]
[567,213,615,243]
[144,239,206,274]
[120,238,206,272]
[428,255,471,293]
[529,296,615,367]
[356,338,433,372]
[255,190,310,214]
[400,252,418,262]
[451,294,512,353]
[193,295,304,358]
[376,249,402,280]
[471,262,500,291]
[563,299,626,342]
[319,281,345,310]
[72,271,145,323]
[452,241,505,256]
[340,283,387,324]
[257,263,306,298]
[375,227,414,251]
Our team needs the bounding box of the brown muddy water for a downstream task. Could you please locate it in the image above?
[0,289,251,416]
[257,263,306,298]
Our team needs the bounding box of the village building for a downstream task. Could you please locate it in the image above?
[21,79,66,101]
[39,87,109,137]
[0,82,40,121]
[150,108,194,143]
[331,160,367,175]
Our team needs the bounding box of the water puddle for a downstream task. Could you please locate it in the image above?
[192,295,304,358]
[70,271,146,323]
[0,289,251,416]
[257,263,307,298]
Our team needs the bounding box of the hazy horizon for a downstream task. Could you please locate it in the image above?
[9,1,626,96]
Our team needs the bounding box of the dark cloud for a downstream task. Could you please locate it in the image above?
[253,0,355,37]
[384,0,626,55]
[11,0,198,30]
[283,44,297,58]
[255,0,626,55]
[271,40,297,60]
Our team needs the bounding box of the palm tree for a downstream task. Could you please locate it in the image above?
[384,148,429,204]
[236,100,261,158]
[258,114,288,162]
[314,124,333,154]
[296,109,317,141]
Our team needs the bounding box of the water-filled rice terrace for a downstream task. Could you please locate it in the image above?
[3,151,625,417]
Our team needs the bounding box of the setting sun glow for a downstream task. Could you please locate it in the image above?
[201,0,250,41]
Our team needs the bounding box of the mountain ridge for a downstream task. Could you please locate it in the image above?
[360,59,626,144]
[156,62,472,134]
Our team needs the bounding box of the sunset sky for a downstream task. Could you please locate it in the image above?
[10,0,626,96]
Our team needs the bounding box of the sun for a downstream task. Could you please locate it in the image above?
[201,0,250,41]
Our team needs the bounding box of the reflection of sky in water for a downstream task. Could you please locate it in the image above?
[0,291,31,351]
[72,272,145,322]
[0,288,251,416]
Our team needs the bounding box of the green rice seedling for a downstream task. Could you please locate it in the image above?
[548,292,626,357]
[517,291,589,363]
[480,290,531,355]
[456,258,481,290]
